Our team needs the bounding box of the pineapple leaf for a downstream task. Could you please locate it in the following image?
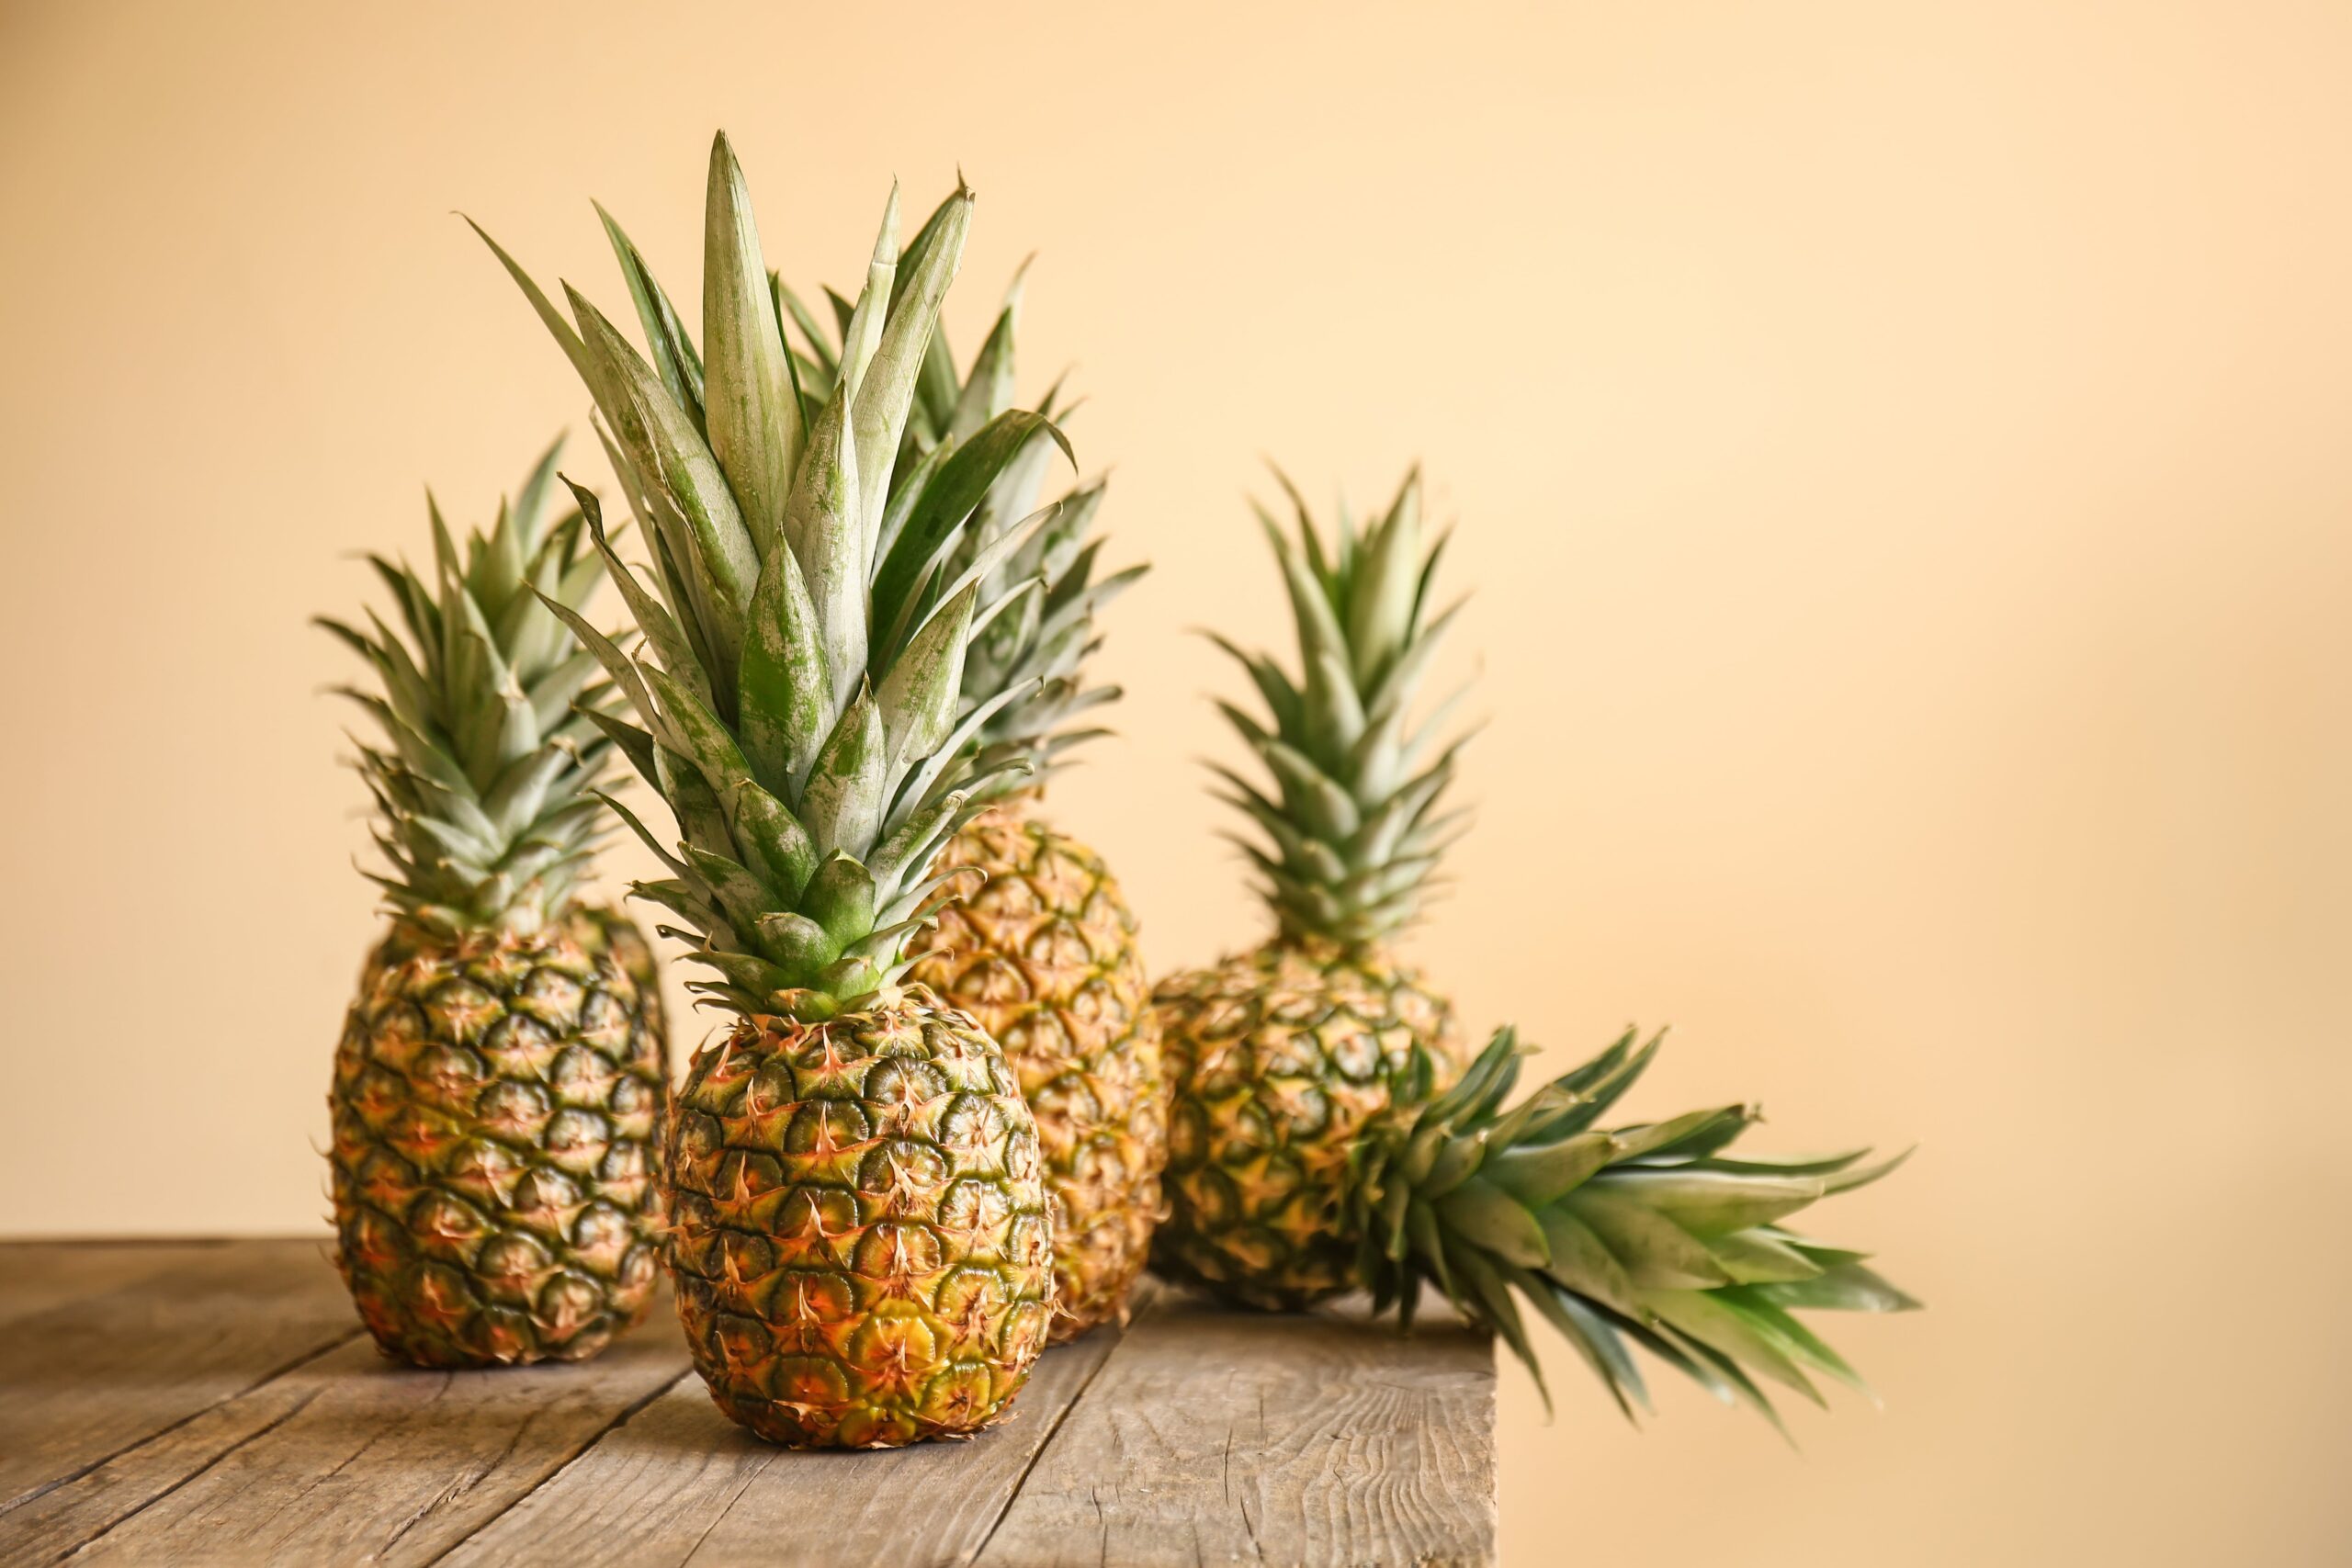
[567,479,707,707]
[1643,1289,1825,1407]
[1590,1168,1824,1238]
[569,286,758,629]
[736,531,832,792]
[774,276,840,373]
[1608,1106,1756,1165]
[701,132,800,558]
[1345,470,1421,689]
[1753,1261,1922,1314]
[1433,1177,1549,1269]
[799,688,886,859]
[799,853,879,951]
[1821,1147,1917,1195]
[1563,1190,1733,1290]
[876,581,976,783]
[871,409,1069,662]
[1485,1131,1619,1208]
[835,181,899,403]
[1708,1230,1826,1285]
[852,184,970,549]
[595,201,706,433]
[781,381,865,709]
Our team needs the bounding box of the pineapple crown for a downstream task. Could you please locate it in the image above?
[477,133,1072,1020]
[780,254,1146,795]
[1211,469,1472,951]
[320,440,616,937]
[1348,1026,1917,1430]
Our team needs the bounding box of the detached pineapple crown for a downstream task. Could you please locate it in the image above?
[320,440,616,938]
[779,249,1145,795]
[478,133,1075,1020]
[1212,470,1472,950]
[1348,1025,1917,1429]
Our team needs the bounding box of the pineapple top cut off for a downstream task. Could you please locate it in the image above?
[1344,1021,1919,1432]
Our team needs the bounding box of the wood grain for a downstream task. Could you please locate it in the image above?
[0,1336,352,1564]
[0,1242,222,1331]
[440,1281,1157,1568]
[974,1287,1498,1568]
[20,1294,690,1566]
[0,1239,360,1509]
[0,1245,1497,1567]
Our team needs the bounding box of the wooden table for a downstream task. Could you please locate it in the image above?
[0,1240,1496,1567]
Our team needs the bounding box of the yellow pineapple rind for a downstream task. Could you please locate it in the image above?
[329,904,669,1368]
[910,806,1167,1341]
[1150,940,1462,1312]
[664,987,1055,1449]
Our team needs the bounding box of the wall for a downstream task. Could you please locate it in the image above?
[3,3,2346,1561]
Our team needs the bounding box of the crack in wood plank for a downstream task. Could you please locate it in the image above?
[0,1239,358,1512]
[970,1285,1495,1568]
[0,1329,368,1522]
[671,1444,781,1568]
[4,1280,691,1566]
[418,1372,700,1568]
[54,1383,329,1562]
[960,1279,1158,1568]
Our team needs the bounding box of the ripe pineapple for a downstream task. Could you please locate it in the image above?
[1159,471,1917,1423]
[1152,472,1472,1309]
[590,190,1162,1341]
[915,795,1163,1340]
[481,136,1062,1446]
[321,443,668,1368]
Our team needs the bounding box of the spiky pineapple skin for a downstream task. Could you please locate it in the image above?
[1150,940,1464,1311]
[329,904,668,1368]
[664,988,1055,1449]
[910,804,1166,1340]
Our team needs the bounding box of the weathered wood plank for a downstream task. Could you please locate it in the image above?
[0,1337,351,1564]
[24,1290,690,1566]
[973,1287,1497,1568]
[0,1238,359,1509]
[0,1247,1498,1568]
[440,1280,1159,1568]
[0,1241,228,1330]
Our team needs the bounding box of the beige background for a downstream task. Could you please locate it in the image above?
[4,1,2348,1561]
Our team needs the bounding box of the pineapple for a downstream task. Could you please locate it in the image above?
[780,263,1162,1340]
[480,135,1062,1446]
[915,794,1163,1340]
[321,442,668,1368]
[1159,471,1917,1422]
[1151,472,1471,1309]
[585,187,1161,1341]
